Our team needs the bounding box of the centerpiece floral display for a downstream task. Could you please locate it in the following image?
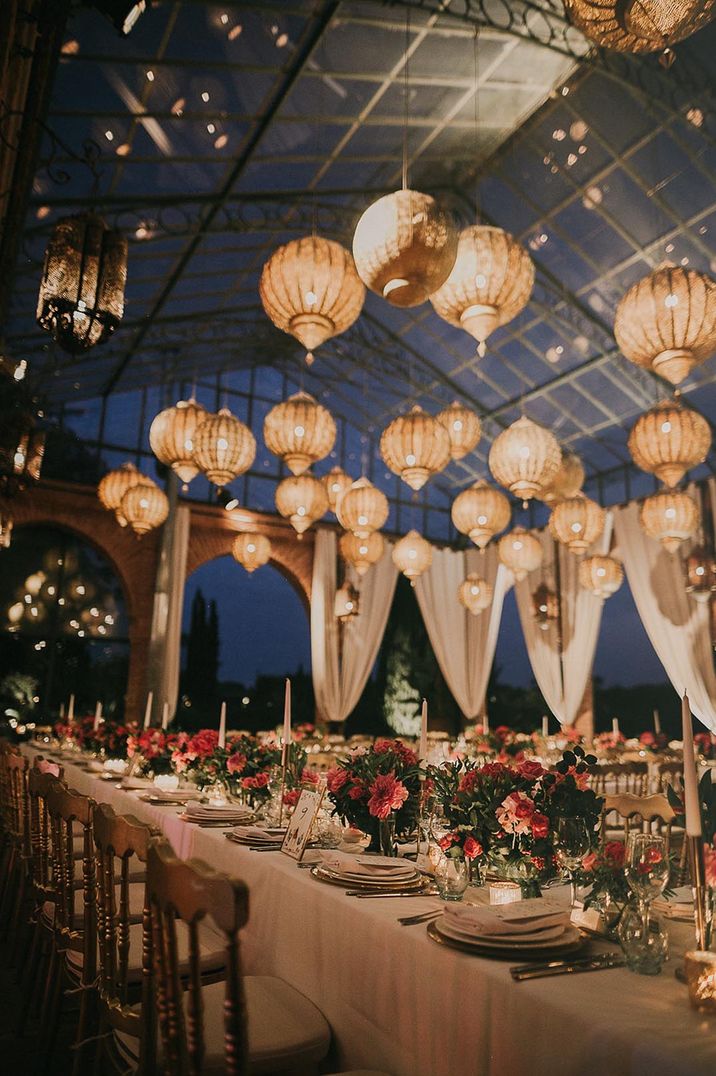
[326,738,421,854]
[54,715,137,759]
[580,839,630,927]
[638,731,670,754]
[126,728,179,775]
[593,730,626,754]
[430,745,603,894]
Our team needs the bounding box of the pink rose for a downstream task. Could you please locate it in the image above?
[439,833,456,852]
[496,791,535,835]
[367,772,409,820]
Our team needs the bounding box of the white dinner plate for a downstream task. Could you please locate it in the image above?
[438,917,568,946]
[435,916,579,951]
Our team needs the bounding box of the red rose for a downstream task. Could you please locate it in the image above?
[253,772,269,789]
[439,833,456,852]
[604,841,625,866]
[518,759,546,780]
[283,788,300,808]
[463,837,483,860]
[530,812,549,839]
[581,851,598,872]
[347,782,366,800]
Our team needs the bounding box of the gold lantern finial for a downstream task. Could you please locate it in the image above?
[458,573,493,615]
[192,408,256,489]
[339,530,385,576]
[489,416,562,502]
[579,555,624,599]
[259,236,365,364]
[149,398,208,486]
[614,267,716,386]
[549,494,606,555]
[628,400,711,489]
[120,478,169,536]
[380,406,451,491]
[263,391,336,476]
[437,401,482,460]
[335,477,389,538]
[498,527,543,581]
[451,479,511,550]
[275,473,328,536]
[430,225,534,356]
[352,190,457,308]
[392,530,433,584]
[639,489,700,553]
[232,532,272,574]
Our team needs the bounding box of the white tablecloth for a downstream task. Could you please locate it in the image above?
[27,745,716,1076]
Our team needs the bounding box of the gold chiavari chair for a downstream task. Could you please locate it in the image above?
[0,749,31,946]
[655,760,684,796]
[601,792,676,846]
[113,839,332,1075]
[590,761,648,798]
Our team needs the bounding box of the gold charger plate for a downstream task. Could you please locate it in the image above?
[310,865,427,892]
[426,918,585,962]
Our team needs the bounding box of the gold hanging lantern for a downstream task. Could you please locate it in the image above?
[578,555,624,599]
[322,466,353,513]
[430,225,534,356]
[489,416,562,502]
[335,581,360,622]
[451,479,511,550]
[192,408,256,489]
[232,532,272,574]
[380,405,451,491]
[538,450,585,506]
[36,212,128,353]
[339,530,385,576]
[498,527,543,581]
[685,545,716,603]
[392,530,433,584]
[149,398,207,486]
[437,401,482,460]
[335,477,389,538]
[564,0,716,54]
[628,400,711,489]
[532,582,559,632]
[120,479,169,536]
[263,391,336,476]
[457,573,493,616]
[275,473,328,535]
[259,236,365,364]
[352,189,457,308]
[97,462,142,526]
[640,489,700,553]
[614,268,716,386]
[549,493,606,555]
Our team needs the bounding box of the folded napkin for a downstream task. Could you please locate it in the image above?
[443,898,568,938]
[319,850,415,878]
[231,825,286,842]
[184,803,253,822]
[142,789,203,802]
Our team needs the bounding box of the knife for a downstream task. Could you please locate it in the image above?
[347,889,437,898]
[510,953,625,981]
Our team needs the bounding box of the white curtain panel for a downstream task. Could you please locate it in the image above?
[613,496,716,732]
[414,544,510,721]
[514,523,607,726]
[311,528,398,724]
[147,501,190,721]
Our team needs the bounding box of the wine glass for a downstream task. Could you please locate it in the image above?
[625,833,670,929]
[555,817,591,907]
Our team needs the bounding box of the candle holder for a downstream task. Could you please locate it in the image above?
[489,881,522,906]
[684,951,716,1012]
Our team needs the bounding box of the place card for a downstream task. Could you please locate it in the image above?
[281,788,324,862]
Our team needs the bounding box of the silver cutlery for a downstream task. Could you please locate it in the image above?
[398,908,443,926]
[510,953,625,981]
[347,889,437,898]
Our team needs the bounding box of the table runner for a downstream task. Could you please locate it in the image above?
[25,745,716,1076]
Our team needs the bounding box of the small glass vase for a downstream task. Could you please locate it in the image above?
[617,902,669,975]
[435,855,469,902]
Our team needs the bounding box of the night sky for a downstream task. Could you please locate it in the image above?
[184,556,666,690]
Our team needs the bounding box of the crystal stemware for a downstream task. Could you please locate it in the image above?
[555,816,591,907]
[625,832,670,932]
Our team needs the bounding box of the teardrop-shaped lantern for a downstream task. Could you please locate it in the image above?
[37,212,128,353]
[549,494,606,555]
[451,479,511,549]
[120,479,169,536]
[564,0,716,54]
[392,530,433,584]
[538,450,585,506]
[339,530,385,576]
[259,236,365,364]
[639,489,700,553]
[232,532,272,574]
[97,462,142,526]
[192,408,256,488]
[458,573,493,616]
[578,555,624,599]
[149,398,207,486]
[263,391,336,476]
[685,545,716,603]
[380,406,451,491]
[275,473,328,536]
[335,477,389,538]
[614,268,716,386]
[430,225,534,356]
[628,400,711,488]
[352,190,457,308]
[322,466,353,513]
[437,401,481,460]
[498,527,543,581]
[489,416,562,501]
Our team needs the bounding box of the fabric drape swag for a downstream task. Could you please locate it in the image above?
[613,493,716,732]
[147,498,190,722]
[514,522,608,726]
[311,528,398,724]
[414,544,510,721]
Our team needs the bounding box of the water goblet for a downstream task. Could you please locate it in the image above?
[555,816,591,907]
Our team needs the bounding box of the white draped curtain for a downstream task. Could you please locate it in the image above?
[414,544,510,721]
[311,529,398,724]
[147,497,190,723]
[514,521,609,726]
[613,492,716,732]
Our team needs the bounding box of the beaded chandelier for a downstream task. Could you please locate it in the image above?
[628,400,711,488]
[339,530,385,576]
[438,401,482,461]
[578,555,624,599]
[498,527,543,581]
[640,489,700,553]
[451,479,511,550]
[335,477,389,538]
[149,398,207,486]
[380,406,451,491]
[392,530,433,584]
[37,212,127,353]
[193,408,256,489]
[564,0,716,54]
[549,494,606,555]
[263,392,336,476]
[430,225,534,356]
[275,473,328,536]
[489,417,562,502]
[352,190,457,308]
[232,532,272,574]
[458,573,493,616]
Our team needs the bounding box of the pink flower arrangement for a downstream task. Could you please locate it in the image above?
[497,791,536,835]
[325,738,420,838]
[367,772,409,820]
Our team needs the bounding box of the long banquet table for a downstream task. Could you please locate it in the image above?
[26,744,716,1076]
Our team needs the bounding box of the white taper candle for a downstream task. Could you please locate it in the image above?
[682,693,702,837]
[612,717,619,736]
[143,691,153,730]
[93,701,103,732]
[218,700,227,749]
[67,694,75,724]
[653,708,661,735]
[419,698,428,761]
[161,701,169,731]
[541,715,549,739]
[282,679,291,761]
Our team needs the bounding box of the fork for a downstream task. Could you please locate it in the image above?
[398,907,443,926]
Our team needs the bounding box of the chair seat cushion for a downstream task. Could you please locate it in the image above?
[66,917,225,983]
[114,975,330,1074]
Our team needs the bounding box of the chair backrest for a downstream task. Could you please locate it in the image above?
[45,781,96,979]
[655,760,684,795]
[146,840,250,1076]
[2,750,30,854]
[92,803,156,1037]
[27,763,63,900]
[602,792,675,846]
[590,761,648,797]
